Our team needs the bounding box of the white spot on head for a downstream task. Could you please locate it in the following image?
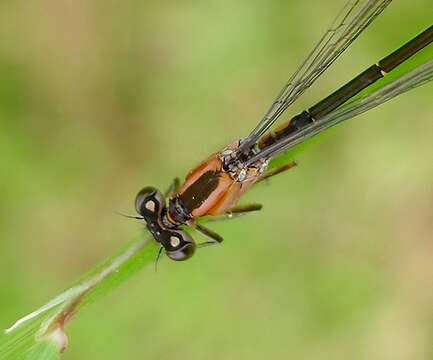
[145,200,156,212]
[170,236,180,247]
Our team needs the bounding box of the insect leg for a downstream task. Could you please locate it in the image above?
[200,204,263,224]
[164,177,181,197]
[257,159,297,183]
[195,223,224,244]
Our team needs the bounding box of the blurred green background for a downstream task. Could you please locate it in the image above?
[1,0,432,359]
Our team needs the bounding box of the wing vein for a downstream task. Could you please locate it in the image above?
[237,0,392,154]
[245,57,433,163]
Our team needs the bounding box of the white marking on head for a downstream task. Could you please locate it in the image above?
[145,200,156,212]
[170,236,180,247]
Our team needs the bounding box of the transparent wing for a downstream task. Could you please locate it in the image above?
[237,0,392,154]
[245,57,433,163]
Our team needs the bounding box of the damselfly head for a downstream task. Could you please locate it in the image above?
[135,187,197,261]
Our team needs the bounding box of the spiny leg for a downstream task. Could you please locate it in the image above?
[257,159,297,183]
[195,204,263,248]
[201,203,263,224]
[196,223,223,242]
[197,241,220,249]
[164,177,180,197]
[194,162,296,245]
[195,223,223,248]
[227,203,262,214]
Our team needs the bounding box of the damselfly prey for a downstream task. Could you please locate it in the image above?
[134,0,433,261]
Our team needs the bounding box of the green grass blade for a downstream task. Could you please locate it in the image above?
[0,234,159,359]
[17,335,64,360]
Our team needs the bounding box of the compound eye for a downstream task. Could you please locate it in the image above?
[165,230,196,261]
[135,187,165,216]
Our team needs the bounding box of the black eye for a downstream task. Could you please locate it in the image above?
[164,230,196,261]
[135,187,165,216]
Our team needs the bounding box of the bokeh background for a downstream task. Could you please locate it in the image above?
[1,0,432,359]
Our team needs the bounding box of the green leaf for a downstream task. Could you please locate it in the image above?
[17,335,63,360]
[0,235,159,359]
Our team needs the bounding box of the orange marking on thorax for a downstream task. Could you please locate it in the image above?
[190,171,233,217]
[179,154,222,196]
[175,141,263,219]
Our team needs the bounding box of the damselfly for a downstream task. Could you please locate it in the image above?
[134,0,433,261]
